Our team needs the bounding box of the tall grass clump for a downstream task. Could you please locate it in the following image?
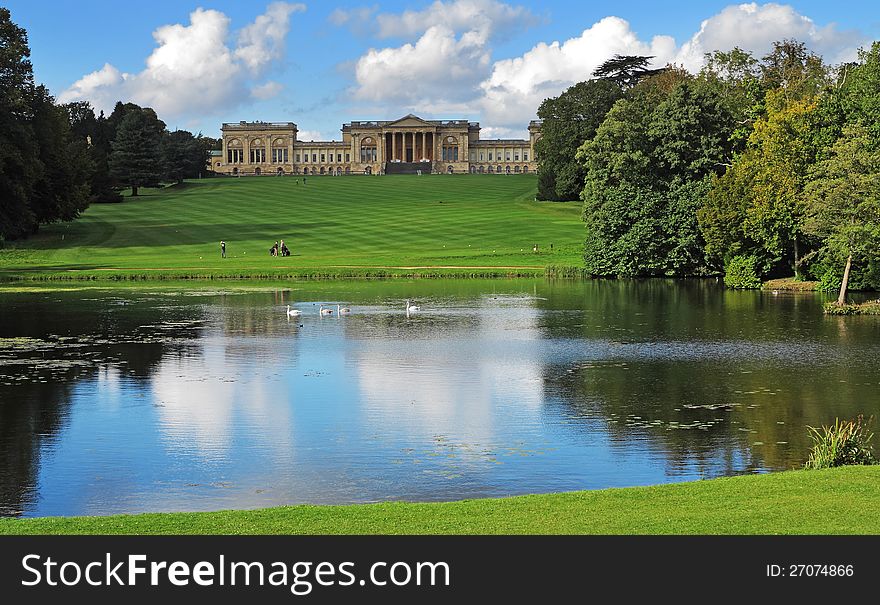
[804,416,876,469]
[545,265,592,279]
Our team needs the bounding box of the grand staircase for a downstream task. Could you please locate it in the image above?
[384,161,432,175]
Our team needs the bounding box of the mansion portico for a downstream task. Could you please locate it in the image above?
[211,115,541,176]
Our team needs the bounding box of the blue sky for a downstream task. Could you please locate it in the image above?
[7,1,879,139]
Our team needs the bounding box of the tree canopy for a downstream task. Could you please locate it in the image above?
[0,9,208,240]
[542,36,880,297]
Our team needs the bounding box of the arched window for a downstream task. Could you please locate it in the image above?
[447,165,454,174]
[365,166,372,175]
[505,165,511,174]
[442,136,459,162]
[250,139,266,164]
[496,165,502,173]
[487,165,493,173]
[320,167,325,174]
[523,166,529,173]
[277,167,284,175]
[232,167,238,175]
[227,139,243,164]
[345,166,351,174]
[479,166,485,173]
[360,137,377,163]
[271,138,288,163]
[469,165,476,173]
[254,167,261,175]
[514,166,521,173]
[336,167,342,175]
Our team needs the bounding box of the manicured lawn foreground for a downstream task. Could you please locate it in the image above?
[0,175,584,280]
[2,467,878,535]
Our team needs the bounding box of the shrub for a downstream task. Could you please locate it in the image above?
[723,255,762,289]
[804,416,876,469]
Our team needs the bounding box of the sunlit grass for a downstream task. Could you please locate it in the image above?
[2,467,878,535]
[0,175,584,279]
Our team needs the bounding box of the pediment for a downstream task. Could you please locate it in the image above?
[385,114,433,128]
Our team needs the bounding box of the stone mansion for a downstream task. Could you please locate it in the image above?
[210,115,542,176]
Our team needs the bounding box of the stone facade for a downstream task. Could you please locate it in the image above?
[211,115,541,176]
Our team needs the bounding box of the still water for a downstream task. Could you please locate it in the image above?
[1,279,878,517]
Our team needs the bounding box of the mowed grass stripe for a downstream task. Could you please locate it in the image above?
[0,175,584,276]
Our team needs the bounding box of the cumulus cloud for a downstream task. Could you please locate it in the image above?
[375,0,537,39]
[353,25,492,104]
[675,2,865,69]
[348,0,538,108]
[59,3,305,121]
[474,3,864,133]
[478,16,677,131]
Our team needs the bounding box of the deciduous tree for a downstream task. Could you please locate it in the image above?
[804,124,880,304]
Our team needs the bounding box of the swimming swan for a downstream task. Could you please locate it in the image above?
[405,299,420,313]
[320,305,334,316]
[287,305,302,316]
[337,304,351,315]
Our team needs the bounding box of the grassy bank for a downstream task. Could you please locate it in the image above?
[824,300,880,315]
[0,175,583,281]
[2,467,878,535]
[763,277,819,291]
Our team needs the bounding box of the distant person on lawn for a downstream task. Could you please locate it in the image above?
[220,240,226,258]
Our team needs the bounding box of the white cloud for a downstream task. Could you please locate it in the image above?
[675,2,864,69]
[59,3,305,121]
[251,81,284,100]
[353,24,492,104]
[375,0,537,39]
[478,16,676,131]
[235,2,305,71]
[329,6,378,28]
[297,129,333,141]
[475,3,863,133]
[346,0,535,110]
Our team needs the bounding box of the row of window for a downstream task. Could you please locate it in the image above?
[471,151,528,162]
[469,165,530,174]
[227,150,351,164]
[223,165,530,175]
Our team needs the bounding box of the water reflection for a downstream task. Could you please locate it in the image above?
[0,280,879,516]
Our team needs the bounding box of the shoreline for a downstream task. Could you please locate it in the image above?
[1,467,877,535]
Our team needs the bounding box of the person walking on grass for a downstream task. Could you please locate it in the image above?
[220,240,226,258]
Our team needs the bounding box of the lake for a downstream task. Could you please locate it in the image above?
[1,279,878,517]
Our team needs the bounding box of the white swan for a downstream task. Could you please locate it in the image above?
[286,305,302,317]
[337,304,351,315]
[405,299,420,313]
[319,304,334,316]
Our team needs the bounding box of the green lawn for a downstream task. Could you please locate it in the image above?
[2,467,877,535]
[0,175,584,280]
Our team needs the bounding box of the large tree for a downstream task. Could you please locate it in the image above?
[535,78,622,200]
[29,85,92,224]
[578,71,733,276]
[0,7,38,240]
[592,55,665,90]
[804,124,880,304]
[109,107,165,196]
[161,129,205,183]
[64,101,121,203]
[698,88,841,278]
